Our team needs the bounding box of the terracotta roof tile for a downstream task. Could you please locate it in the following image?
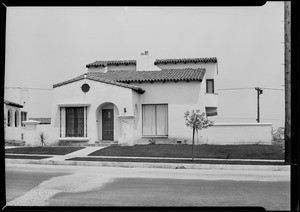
[53,75,145,94]
[87,68,206,83]
[4,100,23,108]
[154,57,217,65]
[53,68,205,92]
[86,60,136,68]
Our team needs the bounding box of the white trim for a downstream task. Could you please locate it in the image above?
[23,120,40,125]
[142,135,168,138]
[118,115,135,119]
[58,103,91,107]
[58,137,89,141]
[213,123,272,126]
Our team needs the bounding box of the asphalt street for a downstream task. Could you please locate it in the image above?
[5,163,290,210]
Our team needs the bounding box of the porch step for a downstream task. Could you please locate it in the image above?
[96,140,119,147]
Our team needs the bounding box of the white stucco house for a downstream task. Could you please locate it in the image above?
[4,98,29,143]
[50,52,218,146]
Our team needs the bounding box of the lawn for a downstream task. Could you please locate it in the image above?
[5,155,52,160]
[5,146,85,155]
[88,144,284,160]
[67,157,286,166]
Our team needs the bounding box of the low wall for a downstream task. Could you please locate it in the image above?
[204,123,273,145]
[5,126,24,141]
[35,125,59,146]
[25,124,59,146]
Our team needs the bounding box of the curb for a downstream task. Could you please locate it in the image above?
[5,159,291,172]
[5,153,285,162]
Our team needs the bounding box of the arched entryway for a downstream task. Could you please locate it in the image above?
[96,102,120,141]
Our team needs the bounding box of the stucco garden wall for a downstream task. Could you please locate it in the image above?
[198,123,273,145]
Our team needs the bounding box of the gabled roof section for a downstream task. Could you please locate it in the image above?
[53,75,145,94]
[154,57,217,65]
[4,100,23,108]
[88,68,206,83]
[86,60,136,68]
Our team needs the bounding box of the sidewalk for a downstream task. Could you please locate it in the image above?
[5,146,290,172]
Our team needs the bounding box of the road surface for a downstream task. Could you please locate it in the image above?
[5,163,290,210]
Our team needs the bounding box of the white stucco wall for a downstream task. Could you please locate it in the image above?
[51,78,137,144]
[202,123,273,145]
[129,81,206,143]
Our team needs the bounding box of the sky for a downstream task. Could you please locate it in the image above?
[4,2,285,129]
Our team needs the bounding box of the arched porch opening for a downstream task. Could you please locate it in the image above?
[95,102,120,141]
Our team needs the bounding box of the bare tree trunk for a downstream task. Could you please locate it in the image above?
[192,125,195,161]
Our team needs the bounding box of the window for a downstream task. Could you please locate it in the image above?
[21,112,27,127]
[7,109,12,127]
[65,107,84,137]
[206,79,214,93]
[142,104,168,136]
[15,111,19,127]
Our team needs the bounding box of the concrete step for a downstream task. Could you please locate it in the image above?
[95,141,119,147]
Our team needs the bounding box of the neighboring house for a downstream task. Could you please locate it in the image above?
[4,88,30,142]
[51,51,218,145]
[273,127,284,140]
[4,100,27,141]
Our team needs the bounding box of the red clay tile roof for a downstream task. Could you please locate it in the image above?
[86,57,217,67]
[154,57,217,65]
[86,60,136,68]
[53,75,145,94]
[87,68,206,83]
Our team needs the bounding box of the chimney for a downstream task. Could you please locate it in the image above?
[137,51,160,71]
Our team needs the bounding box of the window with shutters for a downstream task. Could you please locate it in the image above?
[65,107,84,137]
[142,104,168,136]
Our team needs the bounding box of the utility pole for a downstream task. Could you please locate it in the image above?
[284,1,291,164]
[255,87,263,123]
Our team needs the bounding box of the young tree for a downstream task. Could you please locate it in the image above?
[184,110,214,160]
[39,132,47,146]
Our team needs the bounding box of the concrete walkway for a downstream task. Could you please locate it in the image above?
[40,147,106,162]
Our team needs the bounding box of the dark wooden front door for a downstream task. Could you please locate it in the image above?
[102,109,114,140]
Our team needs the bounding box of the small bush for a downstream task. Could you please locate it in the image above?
[149,138,156,145]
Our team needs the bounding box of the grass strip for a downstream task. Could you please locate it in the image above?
[66,157,286,166]
[5,147,85,155]
[88,144,284,160]
[5,155,52,160]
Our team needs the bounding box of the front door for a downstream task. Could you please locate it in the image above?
[102,109,114,140]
